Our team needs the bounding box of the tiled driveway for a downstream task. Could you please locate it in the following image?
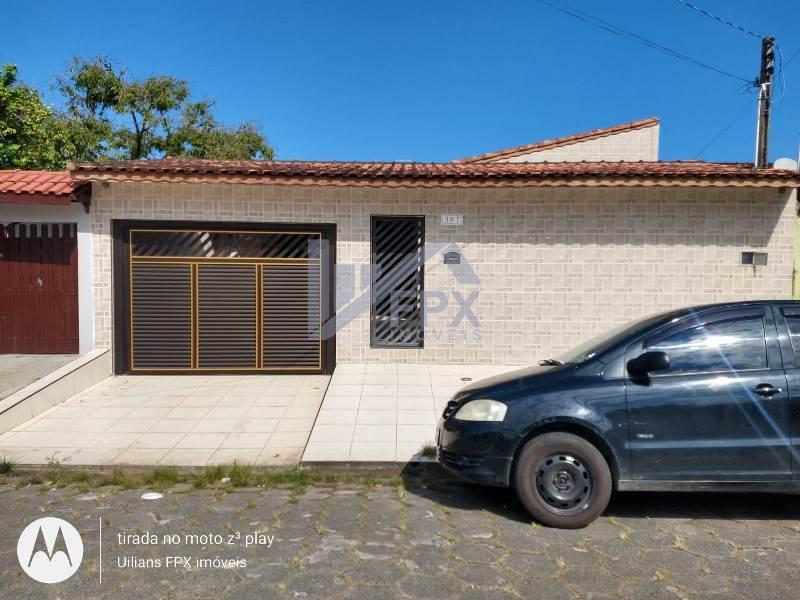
[0,353,79,400]
[0,374,329,467]
[303,363,520,462]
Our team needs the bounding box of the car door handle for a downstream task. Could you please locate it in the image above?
[753,383,782,397]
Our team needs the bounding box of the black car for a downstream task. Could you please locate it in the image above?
[437,301,800,528]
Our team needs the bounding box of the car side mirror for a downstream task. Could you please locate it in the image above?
[627,351,670,376]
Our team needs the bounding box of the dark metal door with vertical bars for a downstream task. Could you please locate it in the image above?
[115,222,335,374]
[371,216,425,348]
[0,223,79,354]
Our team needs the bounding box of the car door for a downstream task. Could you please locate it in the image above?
[625,305,791,481]
[771,304,800,480]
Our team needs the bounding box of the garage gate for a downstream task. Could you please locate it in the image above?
[0,222,79,354]
[113,221,336,374]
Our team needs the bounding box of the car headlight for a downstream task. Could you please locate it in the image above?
[454,399,507,422]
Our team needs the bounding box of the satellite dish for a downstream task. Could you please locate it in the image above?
[773,157,798,170]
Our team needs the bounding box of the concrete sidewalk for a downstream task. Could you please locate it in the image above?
[0,363,523,467]
[0,374,329,466]
[303,363,520,462]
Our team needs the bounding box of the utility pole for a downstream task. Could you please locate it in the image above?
[754,36,775,168]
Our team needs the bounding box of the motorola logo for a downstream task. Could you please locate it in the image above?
[17,517,84,584]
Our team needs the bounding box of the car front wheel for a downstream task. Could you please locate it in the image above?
[514,432,612,528]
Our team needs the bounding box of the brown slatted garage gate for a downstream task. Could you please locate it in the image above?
[113,221,335,375]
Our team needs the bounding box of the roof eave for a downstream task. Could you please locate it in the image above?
[0,182,91,206]
[0,192,73,206]
[69,170,798,189]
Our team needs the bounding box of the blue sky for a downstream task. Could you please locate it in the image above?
[5,0,800,163]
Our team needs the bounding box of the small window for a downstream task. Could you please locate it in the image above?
[741,251,768,266]
[370,216,425,348]
[645,314,767,375]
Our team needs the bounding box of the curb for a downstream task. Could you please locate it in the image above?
[4,458,442,480]
[301,458,438,477]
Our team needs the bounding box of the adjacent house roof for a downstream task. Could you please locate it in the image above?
[70,158,800,188]
[0,170,90,206]
[456,117,660,163]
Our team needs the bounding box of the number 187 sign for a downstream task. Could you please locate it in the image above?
[440,214,464,226]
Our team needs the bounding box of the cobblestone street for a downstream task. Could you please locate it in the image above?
[1,466,799,599]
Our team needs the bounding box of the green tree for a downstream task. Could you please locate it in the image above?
[0,64,70,169]
[56,57,274,161]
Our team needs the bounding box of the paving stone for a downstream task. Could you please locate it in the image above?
[450,541,503,564]
[398,572,463,599]
[548,544,601,568]
[563,567,622,596]
[452,562,511,588]
[1,472,798,598]
[515,577,577,600]
[459,587,520,600]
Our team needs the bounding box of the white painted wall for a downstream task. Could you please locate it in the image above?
[0,203,95,354]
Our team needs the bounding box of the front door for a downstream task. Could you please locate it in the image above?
[625,306,791,481]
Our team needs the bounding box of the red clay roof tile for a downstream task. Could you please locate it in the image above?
[71,158,800,188]
[0,170,78,196]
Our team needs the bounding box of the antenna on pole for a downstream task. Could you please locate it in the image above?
[754,36,775,168]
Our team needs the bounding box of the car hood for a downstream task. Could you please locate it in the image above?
[454,364,571,401]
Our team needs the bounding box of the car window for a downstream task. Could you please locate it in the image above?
[644,314,767,375]
[555,308,685,364]
[783,313,800,365]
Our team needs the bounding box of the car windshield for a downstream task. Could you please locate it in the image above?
[555,309,682,365]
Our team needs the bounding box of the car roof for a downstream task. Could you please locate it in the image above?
[680,300,800,312]
[635,300,797,334]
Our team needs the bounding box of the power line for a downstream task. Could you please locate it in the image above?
[533,0,754,84]
[672,0,762,40]
[776,44,786,105]
[785,46,800,69]
[694,97,754,158]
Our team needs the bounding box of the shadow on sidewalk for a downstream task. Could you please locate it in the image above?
[402,462,800,523]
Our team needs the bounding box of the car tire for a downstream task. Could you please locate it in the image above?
[514,432,612,529]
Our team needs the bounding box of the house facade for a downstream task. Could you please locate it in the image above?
[3,119,798,375]
[73,167,797,375]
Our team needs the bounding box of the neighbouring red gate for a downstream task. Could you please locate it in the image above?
[0,223,79,354]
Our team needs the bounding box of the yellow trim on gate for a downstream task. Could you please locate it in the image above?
[131,259,314,265]
[129,229,135,368]
[131,228,323,235]
[131,255,319,262]
[192,264,198,368]
[128,228,325,374]
[255,264,261,369]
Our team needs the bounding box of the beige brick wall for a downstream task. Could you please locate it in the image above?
[495,125,659,163]
[91,182,795,365]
